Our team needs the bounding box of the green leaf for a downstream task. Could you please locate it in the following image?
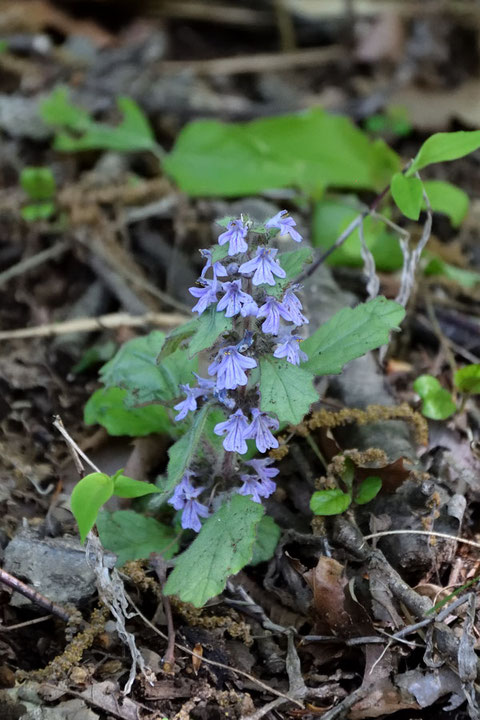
[355,476,382,505]
[413,375,456,420]
[72,341,117,374]
[422,180,469,228]
[266,248,313,297]
[312,198,403,271]
[188,306,232,357]
[259,356,317,425]
[302,297,405,376]
[112,473,160,498]
[164,495,264,607]
[20,167,56,200]
[391,172,423,221]
[164,108,400,197]
[21,202,56,222]
[97,510,178,567]
[160,403,211,502]
[250,515,281,566]
[71,472,114,543]
[40,86,91,130]
[310,489,352,516]
[423,255,480,289]
[409,130,480,174]
[84,387,173,436]
[454,364,480,394]
[100,331,197,406]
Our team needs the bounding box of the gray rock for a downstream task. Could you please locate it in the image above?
[3,529,96,606]
[0,95,51,141]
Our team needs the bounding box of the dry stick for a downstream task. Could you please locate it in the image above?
[0,311,187,341]
[0,240,70,289]
[0,614,53,631]
[149,554,176,672]
[126,592,304,709]
[53,416,101,474]
[363,529,480,551]
[0,568,70,623]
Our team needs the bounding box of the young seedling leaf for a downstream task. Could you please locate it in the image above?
[21,202,56,222]
[413,374,456,420]
[250,515,281,566]
[40,86,91,130]
[164,495,264,607]
[97,510,178,566]
[259,356,318,425]
[422,180,469,228]
[20,167,56,200]
[310,489,352,516]
[112,473,160,498]
[391,172,423,221]
[409,130,480,174]
[302,297,405,376]
[423,255,480,289]
[454,364,480,394]
[355,476,382,505]
[71,472,114,543]
[84,387,173,436]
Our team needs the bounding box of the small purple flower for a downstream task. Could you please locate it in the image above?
[200,249,227,280]
[189,279,219,314]
[257,295,292,335]
[218,219,248,256]
[244,408,279,453]
[173,383,198,421]
[214,408,249,454]
[208,346,257,390]
[217,280,258,318]
[282,285,309,327]
[244,458,279,488]
[273,334,308,366]
[192,373,216,394]
[237,473,276,503]
[265,210,302,243]
[168,472,209,532]
[239,247,286,287]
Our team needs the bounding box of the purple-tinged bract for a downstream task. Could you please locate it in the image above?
[239,247,286,287]
[266,210,302,243]
[218,218,248,256]
[214,408,249,454]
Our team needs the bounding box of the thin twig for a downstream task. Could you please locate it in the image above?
[0,614,52,631]
[0,568,70,623]
[0,240,70,289]
[53,416,101,474]
[0,311,187,341]
[363,529,480,550]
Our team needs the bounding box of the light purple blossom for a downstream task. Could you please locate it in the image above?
[244,458,279,488]
[208,346,257,390]
[200,249,228,280]
[192,373,216,393]
[244,408,279,453]
[265,210,302,243]
[168,472,210,532]
[239,247,286,287]
[218,218,248,256]
[282,285,309,327]
[189,279,219,314]
[257,295,292,335]
[237,473,276,503]
[173,383,198,421]
[214,408,249,454]
[273,334,308,365]
[217,280,258,318]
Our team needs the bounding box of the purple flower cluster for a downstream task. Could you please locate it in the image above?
[170,211,309,531]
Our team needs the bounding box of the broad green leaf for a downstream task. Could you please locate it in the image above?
[71,472,114,543]
[454,364,480,394]
[73,341,117,374]
[20,167,56,200]
[413,375,456,420]
[100,331,197,406]
[266,248,313,297]
[409,131,480,174]
[391,172,423,221]
[159,318,197,359]
[259,356,317,425]
[84,387,173,436]
[310,489,351,516]
[422,180,469,228]
[164,108,400,197]
[21,202,56,222]
[112,473,160,498]
[97,510,178,567]
[164,495,264,607]
[188,306,232,357]
[355,476,382,505]
[423,255,480,289]
[161,403,211,501]
[312,198,403,271]
[302,297,405,376]
[250,515,281,565]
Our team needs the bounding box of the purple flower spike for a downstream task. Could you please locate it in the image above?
[239,247,286,287]
[218,219,248,256]
[265,210,302,243]
[214,408,249,454]
[174,383,198,421]
[237,473,276,503]
[200,249,227,280]
[244,408,279,453]
[257,295,292,335]
[282,286,309,327]
[244,457,279,488]
[273,334,308,366]
[208,346,257,390]
[217,280,258,318]
[168,472,209,532]
[189,279,219,314]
